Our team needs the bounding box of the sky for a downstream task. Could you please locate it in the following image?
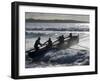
[25,12,89,22]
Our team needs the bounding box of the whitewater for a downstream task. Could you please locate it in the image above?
[25,22,90,68]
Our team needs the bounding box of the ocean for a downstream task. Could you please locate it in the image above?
[25,22,90,68]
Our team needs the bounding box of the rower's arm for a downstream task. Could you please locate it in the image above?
[42,41,48,46]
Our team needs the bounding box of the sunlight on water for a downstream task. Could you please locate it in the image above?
[25,22,90,68]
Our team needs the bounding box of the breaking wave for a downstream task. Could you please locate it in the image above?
[25,49,89,68]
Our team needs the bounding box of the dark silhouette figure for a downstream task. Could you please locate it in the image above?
[69,33,72,38]
[46,38,53,48]
[60,35,65,44]
[58,35,65,45]
[34,37,42,51]
[58,36,61,44]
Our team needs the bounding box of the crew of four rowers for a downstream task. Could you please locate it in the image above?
[34,33,73,51]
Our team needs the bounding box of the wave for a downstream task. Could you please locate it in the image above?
[25,49,89,68]
[26,27,89,31]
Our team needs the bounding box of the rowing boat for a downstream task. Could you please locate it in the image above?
[27,36,79,59]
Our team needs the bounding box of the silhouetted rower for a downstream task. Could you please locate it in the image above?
[69,33,72,38]
[60,35,64,43]
[46,38,53,48]
[58,35,65,45]
[34,37,42,51]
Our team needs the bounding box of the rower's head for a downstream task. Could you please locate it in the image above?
[69,33,72,36]
[61,35,64,37]
[49,38,51,40]
[38,37,41,40]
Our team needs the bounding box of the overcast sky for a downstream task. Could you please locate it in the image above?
[25,12,89,22]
